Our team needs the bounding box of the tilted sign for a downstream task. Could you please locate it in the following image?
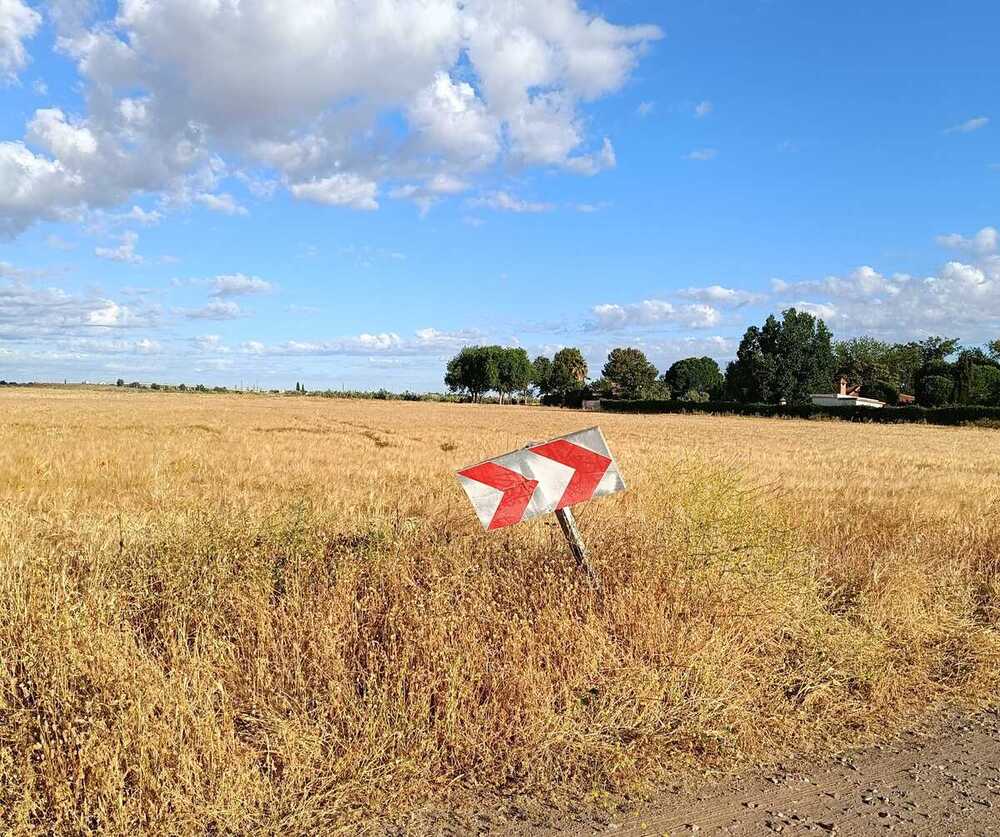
[456,426,626,530]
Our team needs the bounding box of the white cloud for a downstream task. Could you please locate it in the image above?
[936,226,997,256]
[209,274,273,297]
[121,205,162,225]
[0,0,661,235]
[291,174,379,210]
[470,191,555,213]
[241,328,481,357]
[95,230,142,264]
[590,299,722,330]
[180,300,243,320]
[694,100,713,118]
[193,334,228,352]
[390,173,469,214]
[945,116,990,134]
[769,230,1000,340]
[0,0,41,83]
[636,100,655,117]
[196,192,249,216]
[0,276,159,338]
[684,148,718,161]
[679,285,765,307]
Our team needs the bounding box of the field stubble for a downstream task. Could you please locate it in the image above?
[1,389,999,834]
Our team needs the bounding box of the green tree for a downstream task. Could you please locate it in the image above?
[532,356,553,397]
[663,356,723,400]
[835,337,891,387]
[116,378,125,387]
[445,346,498,401]
[601,347,659,399]
[725,308,835,404]
[910,336,959,405]
[920,375,954,406]
[496,347,533,404]
[550,347,588,402]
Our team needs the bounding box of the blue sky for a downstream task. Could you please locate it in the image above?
[1,0,997,390]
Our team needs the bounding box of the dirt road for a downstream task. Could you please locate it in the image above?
[520,710,1000,836]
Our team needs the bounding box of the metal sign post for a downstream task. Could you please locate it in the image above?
[554,506,602,590]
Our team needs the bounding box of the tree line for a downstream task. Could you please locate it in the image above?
[444,344,725,405]
[444,308,1000,408]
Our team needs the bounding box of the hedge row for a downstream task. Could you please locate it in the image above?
[599,399,1000,426]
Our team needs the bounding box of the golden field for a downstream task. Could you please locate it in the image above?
[1,388,999,834]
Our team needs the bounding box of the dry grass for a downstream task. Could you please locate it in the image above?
[1,389,999,834]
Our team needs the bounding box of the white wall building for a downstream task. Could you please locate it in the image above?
[810,377,885,409]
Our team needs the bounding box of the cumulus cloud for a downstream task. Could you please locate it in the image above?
[196,192,248,216]
[95,230,142,264]
[636,101,655,117]
[684,148,718,161]
[0,0,661,235]
[1,276,159,338]
[0,0,41,83]
[679,285,765,307]
[208,274,273,297]
[590,299,722,330]
[936,226,998,256]
[390,173,469,214]
[694,100,713,118]
[290,174,379,210]
[770,229,1000,339]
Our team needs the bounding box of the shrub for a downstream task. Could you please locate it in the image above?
[600,398,1000,427]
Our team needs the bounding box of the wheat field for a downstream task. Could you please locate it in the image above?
[1,388,999,834]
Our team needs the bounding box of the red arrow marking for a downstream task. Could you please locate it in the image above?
[458,462,539,529]
[529,440,611,509]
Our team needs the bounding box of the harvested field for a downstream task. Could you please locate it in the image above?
[1,388,998,834]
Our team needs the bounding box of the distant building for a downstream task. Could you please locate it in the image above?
[810,376,885,408]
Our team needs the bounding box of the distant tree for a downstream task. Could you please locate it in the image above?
[663,356,723,400]
[909,336,959,405]
[920,375,954,407]
[971,365,1000,406]
[496,347,533,404]
[532,355,553,397]
[116,378,125,387]
[550,347,588,402]
[836,337,891,386]
[444,346,499,402]
[725,308,835,404]
[601,347,659,399]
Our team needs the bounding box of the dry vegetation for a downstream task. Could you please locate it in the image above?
[2,388,999,834]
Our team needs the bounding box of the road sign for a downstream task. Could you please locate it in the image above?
[456,426,626,531]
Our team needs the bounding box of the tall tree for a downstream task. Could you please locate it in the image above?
[835,337,892,386]
[550,347,588,400]
[531,355,553,397]
[444,346,498,401]
[601,347,659,399]
[663,356,723,400]
[496,347,533,404]
[725,308,835,404]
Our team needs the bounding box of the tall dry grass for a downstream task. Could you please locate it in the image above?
[1,389,999,834]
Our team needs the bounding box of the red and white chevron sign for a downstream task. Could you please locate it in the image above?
[457,427,626,530]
